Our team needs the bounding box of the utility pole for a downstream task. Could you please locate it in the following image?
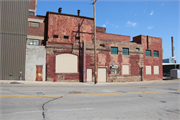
[92,0,97,84]
[171,36,175,63]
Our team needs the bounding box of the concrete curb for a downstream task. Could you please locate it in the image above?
[0,79,179,85]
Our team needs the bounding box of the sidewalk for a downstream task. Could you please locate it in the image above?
[0,79,179,85]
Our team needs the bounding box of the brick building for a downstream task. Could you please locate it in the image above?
[25,0,46,81]
[26,0,163,82]
[27,0,45,46]
[43,8,162,82]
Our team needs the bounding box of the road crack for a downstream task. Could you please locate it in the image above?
[42,96,63,120]
[41,87,84,120]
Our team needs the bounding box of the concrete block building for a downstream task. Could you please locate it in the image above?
[25,0,46,81]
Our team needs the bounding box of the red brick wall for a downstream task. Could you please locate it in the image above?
[47,13,94,44]
[85,39,143,82]
[96,27,106,33]
[46,46,81,81]
[132,35,141,44]
[96,32,130,42]
[45,12,162,82]
[28,16,45,37]
[29,0,36,10]
[140,35,163,80]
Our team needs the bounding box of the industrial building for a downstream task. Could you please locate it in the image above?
[25,0,46,81]
[1,0,163,82]
[0,0,29,80]
[42,8,163,82]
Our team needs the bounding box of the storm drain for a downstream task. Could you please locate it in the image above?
[10,82,22,84]
[160,101,166,103]
[69,91,81,94]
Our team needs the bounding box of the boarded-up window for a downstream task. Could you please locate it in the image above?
[29,21,39,28]
[56,54,78,73]
[146,66,151,75]
[122,65,129,75]
[154,66,159,75]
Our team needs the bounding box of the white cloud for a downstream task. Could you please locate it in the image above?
[102,24,106,27]
[147,26,153,30]
[103,20,118,28]
[150,11,154,16]
[126,21,137,27]
[161,2,165,6]
[143,9,146,13]
[106,20,109,24]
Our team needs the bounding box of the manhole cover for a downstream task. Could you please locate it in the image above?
[160,101,166,103]
[139,87,147,89]
[118,91,127,93]
[166,88,177,91]
[69,91,81,94]
[169,92,180,94]
[10,82,22,84]
[37,92,44,95]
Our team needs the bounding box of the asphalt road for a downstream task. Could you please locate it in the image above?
[0,80,180,120]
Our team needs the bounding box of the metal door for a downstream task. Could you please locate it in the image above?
[98,68,106,82]
[36,65,43,81]
[87,69,92,82]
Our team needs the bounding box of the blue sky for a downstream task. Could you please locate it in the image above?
[37,0,180,63]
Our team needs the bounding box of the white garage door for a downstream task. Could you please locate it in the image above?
[87,69,92,82]
[98,68,106,82]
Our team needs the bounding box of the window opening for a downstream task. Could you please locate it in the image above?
[111,47,118,54]
[123,48,129,55]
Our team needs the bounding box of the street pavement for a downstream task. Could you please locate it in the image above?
[0,79,180,120]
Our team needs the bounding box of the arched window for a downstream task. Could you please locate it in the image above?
[56,54,78,73]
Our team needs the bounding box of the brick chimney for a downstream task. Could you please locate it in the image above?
[58,8,62,13]
[78,10,80,16]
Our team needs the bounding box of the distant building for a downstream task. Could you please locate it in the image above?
[163,58,176,63]
[163,58,179,74]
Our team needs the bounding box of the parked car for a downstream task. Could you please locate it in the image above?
[163,72,170,76]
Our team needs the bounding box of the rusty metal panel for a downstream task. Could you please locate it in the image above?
[0,0,29,80]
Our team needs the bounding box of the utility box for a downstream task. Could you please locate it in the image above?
[170,69,180,79]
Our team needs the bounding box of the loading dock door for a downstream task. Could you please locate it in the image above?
[98,68,106,82]
[87,69,92,82]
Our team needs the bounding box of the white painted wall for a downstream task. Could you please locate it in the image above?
[25,45,46,81]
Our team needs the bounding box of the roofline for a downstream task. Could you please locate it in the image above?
[163,63,180,65]
[97,32,130,37]
[36,15,45,18]
[133,34,162,39]
[46,11,94,20]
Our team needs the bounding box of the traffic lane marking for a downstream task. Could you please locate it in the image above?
[2,108,94,115]
[0,90,174,98]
